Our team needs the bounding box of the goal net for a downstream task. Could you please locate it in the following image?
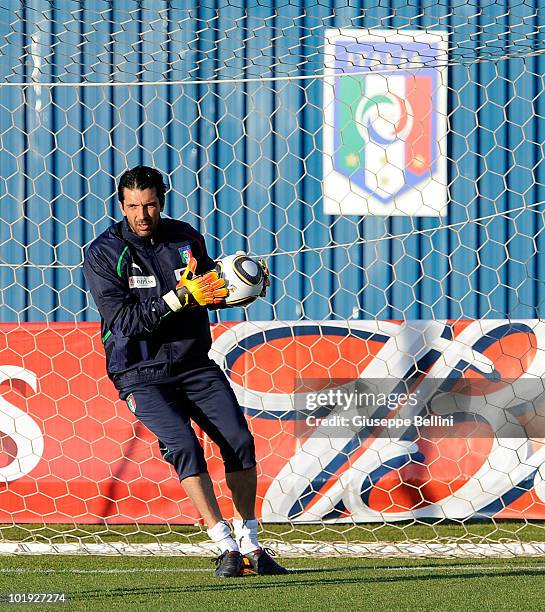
[2,0,545,557]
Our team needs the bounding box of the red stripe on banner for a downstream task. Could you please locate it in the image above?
[405,75,433,175]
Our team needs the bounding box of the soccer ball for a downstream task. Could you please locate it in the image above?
[215,253,265,307]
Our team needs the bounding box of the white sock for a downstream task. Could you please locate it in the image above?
[233,518,260,555]
[207,520,239,553]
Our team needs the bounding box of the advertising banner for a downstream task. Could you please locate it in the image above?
[2,320,545,523]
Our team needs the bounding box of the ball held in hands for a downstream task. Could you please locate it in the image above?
[215,253,267,307]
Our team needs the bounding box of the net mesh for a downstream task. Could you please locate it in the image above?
[1,0,545,556]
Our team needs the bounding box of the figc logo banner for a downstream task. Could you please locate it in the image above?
[323,30,448,216]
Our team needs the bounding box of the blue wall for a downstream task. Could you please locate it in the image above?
[1,0,544,322]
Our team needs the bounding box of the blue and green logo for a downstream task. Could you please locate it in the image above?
[179,244,192,265]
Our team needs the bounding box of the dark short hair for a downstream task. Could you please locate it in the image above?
[118,166,167,206]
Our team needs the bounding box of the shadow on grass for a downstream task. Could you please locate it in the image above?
[69,565,545,602]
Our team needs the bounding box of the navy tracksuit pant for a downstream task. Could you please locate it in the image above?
[122,360,256,480]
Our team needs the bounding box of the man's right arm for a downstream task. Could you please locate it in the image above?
[83,246,172,337]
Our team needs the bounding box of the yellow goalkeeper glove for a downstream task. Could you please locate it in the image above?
[175,257,228,309]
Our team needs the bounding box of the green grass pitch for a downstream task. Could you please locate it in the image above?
[0,555,544,611]
[2,522,545,610]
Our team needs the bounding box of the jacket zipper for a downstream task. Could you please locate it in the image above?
[148,242,173,372]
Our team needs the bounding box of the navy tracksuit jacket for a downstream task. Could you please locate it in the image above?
[83,217,255,479]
